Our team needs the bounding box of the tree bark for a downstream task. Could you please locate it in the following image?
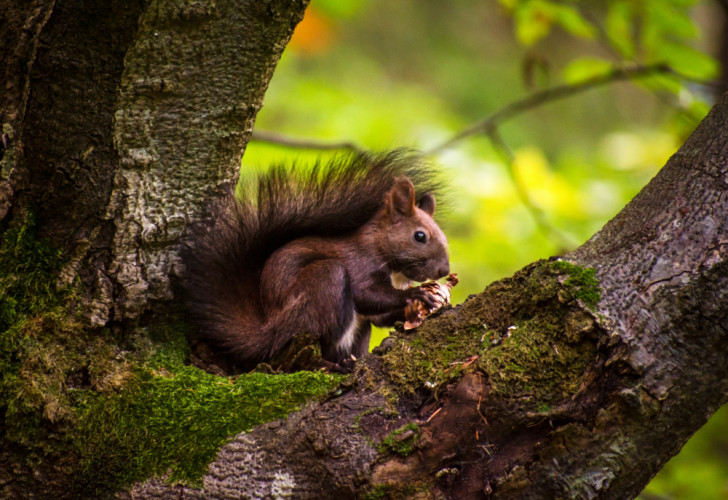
[128,96,728,499]
[0,0,308,325]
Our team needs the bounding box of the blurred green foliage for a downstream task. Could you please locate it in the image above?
[641,404,728,499]
[244,0,716,306]
[240,0,727,496]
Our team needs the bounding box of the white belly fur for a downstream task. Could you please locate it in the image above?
[336,315,359,354]
[338,273,411,353]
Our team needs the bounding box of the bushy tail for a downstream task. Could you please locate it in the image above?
[181,150,440,365]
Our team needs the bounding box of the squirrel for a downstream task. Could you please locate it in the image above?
[182,150,450,372]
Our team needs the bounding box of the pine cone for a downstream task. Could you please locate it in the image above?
[404,273,459,330]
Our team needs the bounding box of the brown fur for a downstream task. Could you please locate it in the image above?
[182,151,449,370]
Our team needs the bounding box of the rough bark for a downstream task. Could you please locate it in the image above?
[128,96,728,499]
[0,0,309,325]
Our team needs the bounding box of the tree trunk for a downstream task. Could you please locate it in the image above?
[128,96,728,499]
[0,0,308,324]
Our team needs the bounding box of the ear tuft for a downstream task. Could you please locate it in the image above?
[418,193,436,216]
[387,176,416,217]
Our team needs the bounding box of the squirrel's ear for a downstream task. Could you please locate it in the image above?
[387,176,416,218]
[418,193,436,216]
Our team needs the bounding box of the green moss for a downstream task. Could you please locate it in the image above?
[364,482,425,500]
[0,215,82,447]
[378,422,420,457]
[364,484,389,500]
[71,366,343,496]
[477,312,596,403]
[2,313,86,444]
[380,322,484,397]
[549,260,601,310]
[0,217,346,496]
[0,214,67,331]
[537,403,553,413]
[67,308,345,496]
[380,259,602,413]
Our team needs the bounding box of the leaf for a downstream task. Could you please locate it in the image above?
[514,2,555,46]
[647,2,697,39]
[552,4,596,40]
[636,72,684,96]
[605,0,636,58]
[562,57,613,84]
[641,2,698,57]
[656,41,719,79]
[511,0,594,46]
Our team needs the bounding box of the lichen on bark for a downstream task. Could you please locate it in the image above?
[106,0,309,324]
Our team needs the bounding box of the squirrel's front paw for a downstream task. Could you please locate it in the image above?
[404,273,459,330]
[406,286,440,310]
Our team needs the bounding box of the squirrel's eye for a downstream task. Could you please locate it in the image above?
[414,231,427,243]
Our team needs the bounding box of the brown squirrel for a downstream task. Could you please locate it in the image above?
[182,151,450,371]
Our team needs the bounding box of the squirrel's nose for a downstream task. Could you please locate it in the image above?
[438,263,450,279]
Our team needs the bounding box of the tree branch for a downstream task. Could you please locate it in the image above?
[484,126,577,251]
[251,64,703,251]
[428,63,671,154]
[250,130,365,154]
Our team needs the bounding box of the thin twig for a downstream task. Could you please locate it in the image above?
[426,407,443,423]
[249,64,692,251]
[250,130,365,154]
[485,126,577,250]
[428,63,671,154]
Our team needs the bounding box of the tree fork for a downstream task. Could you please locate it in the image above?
[130,96,728,498]
[2,2,727,498]
[0,0,309,325]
